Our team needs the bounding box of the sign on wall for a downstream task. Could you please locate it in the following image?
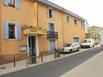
[20,45,27,51]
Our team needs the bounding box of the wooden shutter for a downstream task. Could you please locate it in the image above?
[15,0,21,9]
[3,22,9,39]
[15,23,22,40]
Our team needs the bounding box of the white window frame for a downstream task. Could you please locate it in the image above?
[47,7,54,18]
[66,15,70,23]
[74,18,78,25]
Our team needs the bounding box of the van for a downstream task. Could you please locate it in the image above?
[81,39,95,48]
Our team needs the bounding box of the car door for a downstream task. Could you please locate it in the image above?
[71,44,75,51]
[73,43,78,51]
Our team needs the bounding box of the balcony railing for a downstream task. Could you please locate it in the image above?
[47,31,58,39]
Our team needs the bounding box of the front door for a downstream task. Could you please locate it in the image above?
[28,36,36,57]
[73,37,80,43]
[49,40,56,52]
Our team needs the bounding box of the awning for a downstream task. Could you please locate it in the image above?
[23,26,47,35]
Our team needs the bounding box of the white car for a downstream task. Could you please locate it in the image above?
[81,39,95,48]
[61,43,80,53]
[100,40,103,47]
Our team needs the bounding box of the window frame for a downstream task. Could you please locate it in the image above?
[47,7,54,18]
[48,23,55,32]
[74,18,78,25]
[8,0,15,7]
[8,23,16,39]
[81,20,85,26]
[3,0,21,9]
[66,15,70,23]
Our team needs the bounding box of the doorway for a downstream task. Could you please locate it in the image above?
[49,40,56,52]
[28,36,36,57]
[73,37,80,43]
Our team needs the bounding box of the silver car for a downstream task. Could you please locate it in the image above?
[61,43,80,53]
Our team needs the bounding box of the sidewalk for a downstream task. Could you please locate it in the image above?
[60,48,103,77]
[0,48,92,76]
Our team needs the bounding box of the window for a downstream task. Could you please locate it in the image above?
[3,22,22,40]
[66,15,70,23]
[49,23,55,32]
[3,0,21,9]
[74,18,78,25]
[8,0,15,7]
[48,8,53,18]
[81,20,85,26]
[9,23,15,39]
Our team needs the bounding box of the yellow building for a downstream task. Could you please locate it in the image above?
[0,0,86,64]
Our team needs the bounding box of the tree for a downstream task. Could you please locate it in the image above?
[88,28,100,39]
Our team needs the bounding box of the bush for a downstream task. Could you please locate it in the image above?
[55,48,61,57]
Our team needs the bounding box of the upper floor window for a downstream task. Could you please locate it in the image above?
[74,18,78,25]
[9,0,15,7]
[48,23,55,32]
[47,8,54,18]
[3,0,21,9]
[81,20,85,26]
[66,15,70,23]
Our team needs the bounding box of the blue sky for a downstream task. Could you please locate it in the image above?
[49,0,103,27]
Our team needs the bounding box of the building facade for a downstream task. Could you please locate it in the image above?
[0,0,86,64]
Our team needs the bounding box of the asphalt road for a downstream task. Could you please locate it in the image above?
[1,47,103,77]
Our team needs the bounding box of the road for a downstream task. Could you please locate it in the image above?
[1,47,103,77]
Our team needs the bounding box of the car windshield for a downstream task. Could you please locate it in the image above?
[82,40,88,43]
[82,40,91,43]
[63,44,71,47]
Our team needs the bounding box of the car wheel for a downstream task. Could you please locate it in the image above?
[89,45,92,48]
[77,47,80,51]
[70,49,72,53]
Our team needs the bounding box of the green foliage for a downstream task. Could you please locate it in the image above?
[88,28,100,39]
[55,48,61,57]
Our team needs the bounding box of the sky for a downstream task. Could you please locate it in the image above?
[49,0,103,27]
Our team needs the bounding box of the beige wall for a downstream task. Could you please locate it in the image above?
[0,0,85,57]
[0,0,1,55]
[37,2,85,51]
[1,0,36,55]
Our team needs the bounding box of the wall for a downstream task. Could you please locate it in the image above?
[0,0,85,64]
[37,2,85,52]
[0,0,1,56]
[0,0,37,64]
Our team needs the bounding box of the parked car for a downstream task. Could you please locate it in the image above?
[100,40,103,47]
[61,43,80,53]
[81,39,95,48]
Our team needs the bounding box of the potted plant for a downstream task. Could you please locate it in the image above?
[55,48,61,57]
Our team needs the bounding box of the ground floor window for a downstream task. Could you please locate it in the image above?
[3,21,22,40]
[9,23,15,39]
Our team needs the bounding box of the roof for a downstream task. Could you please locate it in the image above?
[37,0,86,21]
[89,26,103,32]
